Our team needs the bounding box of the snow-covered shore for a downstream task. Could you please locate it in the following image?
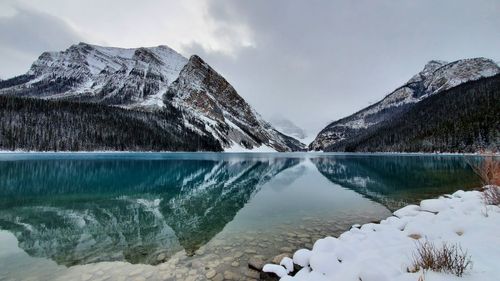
[264,188,500,281]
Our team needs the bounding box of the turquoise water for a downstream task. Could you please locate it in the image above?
[0,153,481,280]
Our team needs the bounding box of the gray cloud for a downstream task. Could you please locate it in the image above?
[185,0,500,133]
[0,7,83,78]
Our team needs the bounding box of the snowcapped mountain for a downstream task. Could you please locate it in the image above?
[269,117,308,140]
[7,42,187,109]
[309,58,500,151]
[165,55,304,151]
[0,43,304,152]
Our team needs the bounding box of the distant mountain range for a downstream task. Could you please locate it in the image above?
[310,58,500,152]
[269,117,308,140]
[0,43,304,152]
[0,43,498,153]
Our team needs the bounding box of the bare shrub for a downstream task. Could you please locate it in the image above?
[410,241,472,277]
[467,154,500,186]
[483,185,500,205]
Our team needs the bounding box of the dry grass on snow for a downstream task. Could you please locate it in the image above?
[409,241,472,277]
[483,185,500,205]
[467,153,500,205]
[467,153,500,186]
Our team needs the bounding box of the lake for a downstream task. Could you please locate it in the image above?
[0,153,482,281]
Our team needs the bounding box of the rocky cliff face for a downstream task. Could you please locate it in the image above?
[0,43,304,151]
[309,58,500,151]
[165,55,304,151]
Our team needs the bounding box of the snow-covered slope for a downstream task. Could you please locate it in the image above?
[6,42,187,109]
[269,117,308,140]
[310,58,500,151]
[165,55,305,151]
[0,43,304,152]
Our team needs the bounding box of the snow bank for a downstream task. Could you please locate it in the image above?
[265,189,500,281]
[224,141,277,153]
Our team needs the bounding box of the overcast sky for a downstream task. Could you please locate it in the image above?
[1,0,499,134]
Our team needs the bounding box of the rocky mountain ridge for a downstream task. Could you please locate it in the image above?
[5,42,187,108]
[0,43,304,152]
[310,57,500,151]
[166,55,304,151]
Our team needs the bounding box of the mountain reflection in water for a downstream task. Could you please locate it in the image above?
[0,156,299,265]
[0,153,481,267]
[312,155,481,210]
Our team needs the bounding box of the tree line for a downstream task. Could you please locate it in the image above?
[326,74,500,153]
[0,95,222,152]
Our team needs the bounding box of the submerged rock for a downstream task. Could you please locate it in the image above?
[248,257,265,271]
[205,269,216,279]
[271,253,291,264]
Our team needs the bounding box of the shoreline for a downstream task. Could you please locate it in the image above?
[0,150,496,156]
[1,179,496,280]
[263,187,500,281]
[0,153,496,280]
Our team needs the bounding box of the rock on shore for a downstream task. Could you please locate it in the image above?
[264,188,500,281]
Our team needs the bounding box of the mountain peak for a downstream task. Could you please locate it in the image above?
[165,52,305,151]
[7,42,189,105]
[408,60,447,84]
[0,43,304,152]
[422,59,448,72]
[426,59,447,65]
[187,54,211,70]
[190,54,203,61]
[310,57,500,151]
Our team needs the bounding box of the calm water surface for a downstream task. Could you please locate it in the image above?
[0,153,481,281]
